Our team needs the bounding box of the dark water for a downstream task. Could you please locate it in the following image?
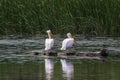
[0,58,120,80]
[0,36,120,80]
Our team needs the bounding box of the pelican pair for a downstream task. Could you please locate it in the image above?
[45,30,75,51]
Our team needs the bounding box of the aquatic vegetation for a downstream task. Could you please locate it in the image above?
[0,0,119,36]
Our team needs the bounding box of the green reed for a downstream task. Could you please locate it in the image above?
[0,0,119,36]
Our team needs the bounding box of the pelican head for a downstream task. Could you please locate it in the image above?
[67,33,72,38]
[46,30,54,39]
[46,30,51,33]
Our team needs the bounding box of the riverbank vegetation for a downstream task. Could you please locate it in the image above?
[0,0,119,36]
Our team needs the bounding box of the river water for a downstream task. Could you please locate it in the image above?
[0,36,120,80]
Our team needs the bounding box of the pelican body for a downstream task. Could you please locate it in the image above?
[45,39,54,50]
[61,38,74,50]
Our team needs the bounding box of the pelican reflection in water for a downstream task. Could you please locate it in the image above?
[45,59,54,80]
[60,59,74,80]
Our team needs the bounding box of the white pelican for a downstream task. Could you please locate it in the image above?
[61,33,75,50]
[45,30,54,50]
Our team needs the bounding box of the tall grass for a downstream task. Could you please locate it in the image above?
[0,0,119,36]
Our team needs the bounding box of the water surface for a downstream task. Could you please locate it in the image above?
[0,36,120,80]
